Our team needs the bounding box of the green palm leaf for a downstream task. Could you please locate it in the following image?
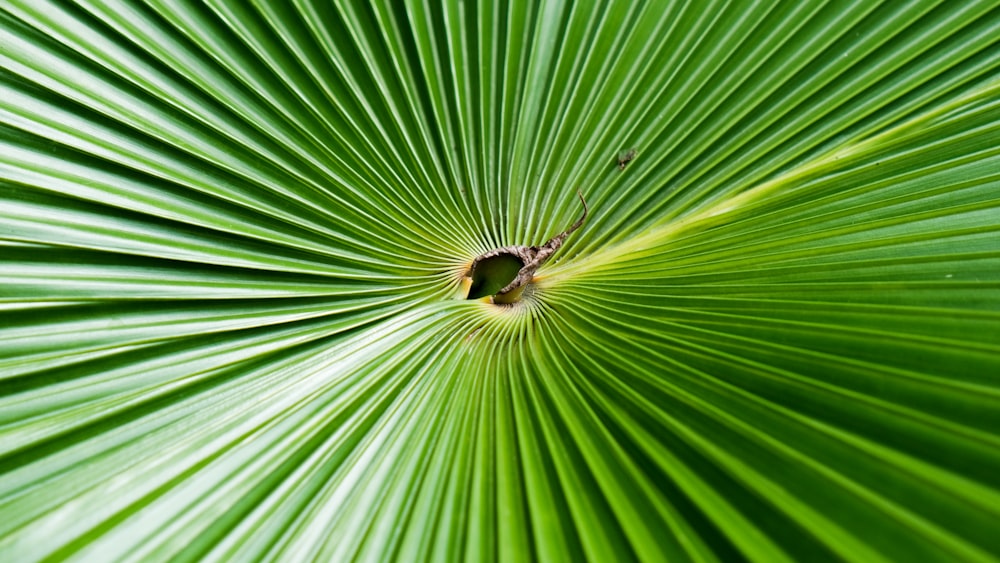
[3,1,999,561]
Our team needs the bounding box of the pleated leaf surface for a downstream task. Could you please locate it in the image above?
[2,1,1000,561]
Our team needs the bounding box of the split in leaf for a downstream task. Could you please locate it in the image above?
[467,192,588,303]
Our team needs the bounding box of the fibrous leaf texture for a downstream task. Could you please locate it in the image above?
[1,1,1000,561]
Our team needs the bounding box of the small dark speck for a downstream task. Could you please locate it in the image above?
[617,148,637,170]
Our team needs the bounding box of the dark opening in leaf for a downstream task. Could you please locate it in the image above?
[466,253,523,299]
[467,192,588,303]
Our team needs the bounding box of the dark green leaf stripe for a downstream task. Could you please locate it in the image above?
[2,1,999,561]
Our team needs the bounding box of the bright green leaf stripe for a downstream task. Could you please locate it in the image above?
[574,2,1000,250]
[0,294,414,379]
[555,97,1000,295]
[0,247,427,303]
[3,1,1000,562]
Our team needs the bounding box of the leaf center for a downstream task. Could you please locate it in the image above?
[466,192,588,304]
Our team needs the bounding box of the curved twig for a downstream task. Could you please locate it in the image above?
[494,191,588,295]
